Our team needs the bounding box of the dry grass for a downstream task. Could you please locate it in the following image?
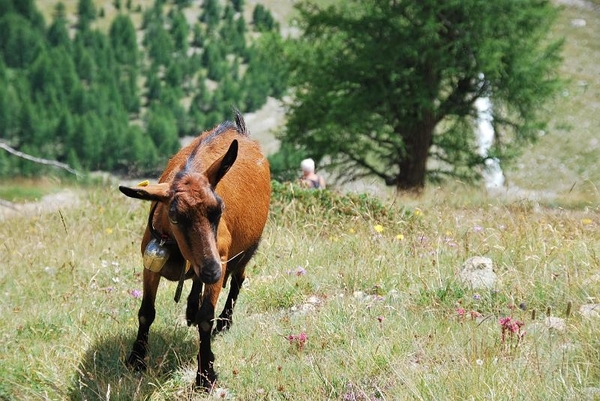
[2,2,596,397]
[0,184,598,399]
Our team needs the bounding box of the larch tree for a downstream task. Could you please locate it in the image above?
[282,0,563,193]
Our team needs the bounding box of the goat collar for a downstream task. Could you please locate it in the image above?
[148,202,176,245]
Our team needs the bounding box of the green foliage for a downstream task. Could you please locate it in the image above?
[47,3,70,50]
[284,0,563,192]
[174,0,192,7]
[270,180,400,226]
[200,0,221,29]
[169,8,189,55]
[191,23,204,48]
[76,0,96,31]
[232,0,244,12]
[144,21,174,66]
[0,13,45,68]
[109,14,137,66]
[252,4,278,32]
[203,41,226,81]
[0,0,283,178]
[146,103,180,156]
[268,142,308,182]
[241,32,290,110]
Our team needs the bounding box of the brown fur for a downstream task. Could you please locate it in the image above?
[119,112,270,389]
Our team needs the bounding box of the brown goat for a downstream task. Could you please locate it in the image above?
[119,111,270,389]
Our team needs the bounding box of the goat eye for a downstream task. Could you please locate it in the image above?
[207,206,222,222]
[168,202,179,224]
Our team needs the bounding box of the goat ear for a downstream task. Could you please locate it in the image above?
[205,139,238,187]
[119,183,170,201]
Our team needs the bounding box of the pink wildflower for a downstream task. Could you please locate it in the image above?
[129,289,142,299]
[288,266,306,276]
[456,308,466,317]
[286,332,308,351]
[499,316,525,345]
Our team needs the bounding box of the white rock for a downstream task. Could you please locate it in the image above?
[545,316,566,331]
[458,256,497,289]
[579,304,600,319]
[306,295,321,305]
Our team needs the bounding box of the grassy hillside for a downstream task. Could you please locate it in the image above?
[509,3,600,204]
[1,2,595,399]
[0,184,598,399]
[32,1,600,202]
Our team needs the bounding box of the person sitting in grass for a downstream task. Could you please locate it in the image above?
[300,158,326,189]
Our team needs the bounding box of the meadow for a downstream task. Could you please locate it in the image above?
[0,1,598,399]
[0,181,598,400]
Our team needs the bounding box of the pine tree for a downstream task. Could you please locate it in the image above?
[145,22,174,66]
[146,103,179,156]
[170,9,189,55]
[192,23,204,48]
[200,0,221,29]
[109,14,138,66]
[0,59,19,141]
[47,3,71,51]
[284,0,563,192]
[77,0,96,32]
[0,13,45,68]
[231,0,244,13]
[203,41,226,81]
[252,4,278,32]
[13,0,45,31]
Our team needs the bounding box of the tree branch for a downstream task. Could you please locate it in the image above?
[345,152,392,183]
[0,142,83,178]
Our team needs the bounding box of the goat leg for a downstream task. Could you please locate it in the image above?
[186,278,203,326]
[127,269,160,370]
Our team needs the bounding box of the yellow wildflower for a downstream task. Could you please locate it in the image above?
[349,228,356,234]
[396,234,404,240]
[581,218,593,225]
[374,224,384,233]
[105,228,113,234]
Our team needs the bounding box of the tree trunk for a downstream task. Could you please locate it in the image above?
[395,117,436,194]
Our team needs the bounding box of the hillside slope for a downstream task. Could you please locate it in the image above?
[35,1,599,202]
[509,1,600,203]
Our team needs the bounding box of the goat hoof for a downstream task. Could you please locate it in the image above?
[126,353,147,371]
[195,371,217,391]
[213,318,232,335]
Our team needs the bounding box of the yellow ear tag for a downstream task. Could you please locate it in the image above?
[137,180,150,187]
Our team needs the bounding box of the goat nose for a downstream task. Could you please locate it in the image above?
[200,260,222,284]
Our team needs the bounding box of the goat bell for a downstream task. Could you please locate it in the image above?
[143,238,170,272]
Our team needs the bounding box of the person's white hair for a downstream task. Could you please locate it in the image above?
[300,158,315,173]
